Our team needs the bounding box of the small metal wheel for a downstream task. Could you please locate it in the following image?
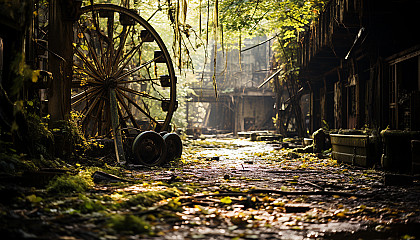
[162,133,182,164]
[132,131,166,166]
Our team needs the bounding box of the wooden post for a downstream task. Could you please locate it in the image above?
[109,88,126,164]
[48,0,77,122]
[186,101,190,128]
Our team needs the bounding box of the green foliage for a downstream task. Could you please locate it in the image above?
[46,172,94,194]
[10,53,39,97]
[321,119,329,131]
[219,0,323,40]
[50,111,102,156]
[26,112,54,157]
[26,194,43,204]
[77,194,106,213]
[108,214,151,234]
[125,187,181,208]
[0,153,38,174]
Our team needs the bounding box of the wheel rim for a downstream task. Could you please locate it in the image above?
[132,131,166,166]
[162,133,182,163]
[72,4,176,137]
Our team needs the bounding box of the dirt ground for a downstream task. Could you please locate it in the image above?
[1,137,420,239]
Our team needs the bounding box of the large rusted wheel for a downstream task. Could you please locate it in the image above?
[71,4,177,138]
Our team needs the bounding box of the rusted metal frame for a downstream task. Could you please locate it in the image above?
[115,90,141,129]
[116,88,160,125]
[76,22,106,78]
[118,86,163,101]
[258,69,282,89]
[113,42,143,79]
[285,73,305,137]
[32,38,66,63]
[115,57,157,82]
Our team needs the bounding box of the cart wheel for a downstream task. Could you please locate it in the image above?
[72,4,177,137]
[132,131,166,166]
[162,133,182,164]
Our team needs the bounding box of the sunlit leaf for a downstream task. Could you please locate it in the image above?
[220,196,232,204]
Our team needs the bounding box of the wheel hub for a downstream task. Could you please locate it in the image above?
[104,77,117,89]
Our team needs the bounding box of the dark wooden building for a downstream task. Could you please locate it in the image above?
[299,0,420,133]
[298,0,420,172]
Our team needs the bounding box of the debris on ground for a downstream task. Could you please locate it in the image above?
[0,137,419,239]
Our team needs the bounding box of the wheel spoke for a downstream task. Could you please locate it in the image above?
[112,43,142,78]
[149,80,165,99]
[76,22,105,77]
[140,98,151,116]
[90,97,105,136]
[115,91,140,129]
[90,9,107,71]
[116,101,127,130]
[115,57,156,82]
[74,47,103,80]
[103,15,115,75]
[118,77,159,84]
[102,104,112,137]
[72,78,101,87]
[96,96,106,135]
[73,64,103,83]
[118,85,163,101]
[111,25,132,73]
[116,88,159,125]
[71,87,102,106]
[81,93,103,125]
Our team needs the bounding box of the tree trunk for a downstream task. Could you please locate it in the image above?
[48,0,75,122]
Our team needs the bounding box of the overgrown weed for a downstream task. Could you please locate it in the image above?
[46,172,93,194]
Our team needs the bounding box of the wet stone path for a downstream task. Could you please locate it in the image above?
[137,138,420,240]
[1,137,420,239]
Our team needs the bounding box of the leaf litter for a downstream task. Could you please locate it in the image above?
[1,137,419,239]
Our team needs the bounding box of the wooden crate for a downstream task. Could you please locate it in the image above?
[330,134,375,167]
